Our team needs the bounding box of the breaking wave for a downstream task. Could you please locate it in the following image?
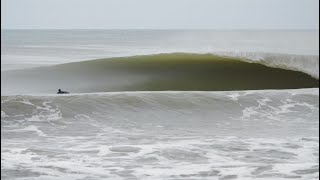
[1,53,319,95]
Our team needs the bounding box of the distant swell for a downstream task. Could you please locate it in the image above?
[1,53,318,95]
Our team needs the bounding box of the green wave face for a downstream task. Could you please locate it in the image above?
[2,53,319,94]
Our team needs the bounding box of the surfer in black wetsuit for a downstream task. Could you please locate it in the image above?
[57,89,69,94]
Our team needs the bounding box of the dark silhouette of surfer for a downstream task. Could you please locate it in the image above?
[57,89,69,94]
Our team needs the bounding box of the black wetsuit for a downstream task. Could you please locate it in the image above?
[57,90,69,94]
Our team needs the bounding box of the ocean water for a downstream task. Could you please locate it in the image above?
[1,30,319,180]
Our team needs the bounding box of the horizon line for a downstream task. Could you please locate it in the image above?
[1,28,319,31]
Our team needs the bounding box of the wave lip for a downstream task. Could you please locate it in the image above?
[216,52,319,79]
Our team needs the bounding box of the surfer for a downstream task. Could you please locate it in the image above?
[57,89,69,94]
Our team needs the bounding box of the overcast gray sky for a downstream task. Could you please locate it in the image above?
[1,0,319,29]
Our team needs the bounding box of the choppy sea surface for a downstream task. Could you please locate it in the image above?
[1,30,319,180]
